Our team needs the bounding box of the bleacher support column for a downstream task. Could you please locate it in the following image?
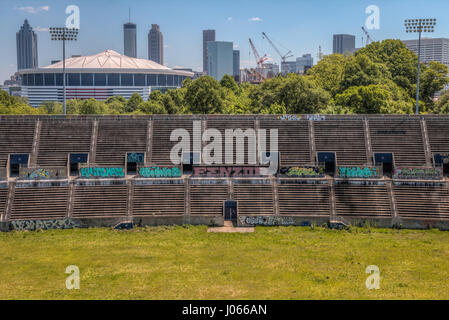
[30,119,41,166]
[4,182,15,222]
[228,177,234,200]
[127,179,134,221]
[146,119,153,163]
[328,178,336,220]
[364,118,373,165]
[89,119,99,164]
[386,180,398,219]
[272,177,280,216]
[420,118,432,166]
[309,120,316,165]
[184,177,191,224]
[255,118,260,165]
[67,181,75,218]
[202,118,207,163]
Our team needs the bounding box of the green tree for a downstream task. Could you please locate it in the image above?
[184,76,225,114]
[40,101,63,114]
[420,61,449,107]
[138,100,167,114]
[307,54,346,97]
[125,93,144,113]
[78,99,108,114]
[219,74,239,93]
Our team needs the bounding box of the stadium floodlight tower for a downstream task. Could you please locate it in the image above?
[49,27,79,115]
[404,18,436,115]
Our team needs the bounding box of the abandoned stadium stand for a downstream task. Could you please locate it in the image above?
[1,114,449,231]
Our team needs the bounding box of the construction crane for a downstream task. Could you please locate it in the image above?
[262,32,293,74]
[248,38,268,83]
[361,26,376,46]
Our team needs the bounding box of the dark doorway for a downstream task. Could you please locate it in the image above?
[444,163,449,176]
[126,153,145,175]
[317,152,336,176]
[224,200,237,221]
[374,153,393,177]
[182,152,200,174]
[9,154,29,177]
[70,153,88,176]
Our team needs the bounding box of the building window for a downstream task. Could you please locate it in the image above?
[55,73,63,86]
[34,73,44,86]
[94,73,106,86]
[44,74,55,86]
[147,74,157,86]
[167,75,174,86]
[134,74,146,86]
[68,73,80,86]
[121,74,133,86]
[81,73,94,86]
[108,73,120,86]
[158,74,167,86]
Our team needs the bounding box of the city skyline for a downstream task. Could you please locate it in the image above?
[1,0,449,82]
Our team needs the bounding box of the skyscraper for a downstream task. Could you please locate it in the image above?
[333,34,356,54]
[402,38,449,69]
[207,41,233,81]
[148,24,163,64]
[296,54,314,74]
[233,50,240,82]
[124,22,137,58]
[16,19,38,70]
[203,30,216,73]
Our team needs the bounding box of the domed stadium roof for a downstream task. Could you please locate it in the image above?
[43,50,171,70]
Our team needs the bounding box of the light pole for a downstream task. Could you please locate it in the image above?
[404,18,436,115]
[49,27,79,115]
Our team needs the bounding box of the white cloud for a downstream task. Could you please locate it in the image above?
[35,26,49,32]
[227,17,233,21]
[249,17,263,22]
[15,6,50,14]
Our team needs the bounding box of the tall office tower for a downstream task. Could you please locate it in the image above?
[16,19,38,70]
[296,54,314,74]
[233,50,240,82]
[333,34,356,54]
[124,22,137,58]
[402,38,449,69]
[203,29,216,73]
[148,24,163,64]
[207,41,233,81]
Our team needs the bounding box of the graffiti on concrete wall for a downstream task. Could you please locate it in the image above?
[338,166,381,179]
[19,167,67,180]
[278,114,326,121]
[193,166,266,177]
[394,167,443,180]
[138,166,182,178]
[127,153,145,163]
[10,218,80,231]
[80,167,125,179]
[280,166,325,178]
[239,215,294,226]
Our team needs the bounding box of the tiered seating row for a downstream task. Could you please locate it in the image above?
[10,185,69,220]
[335,183,392,217]
[278,182,330,215]
[393,184,449,219]
[37,120,92,166]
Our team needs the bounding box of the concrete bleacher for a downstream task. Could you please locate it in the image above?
[0,114,449,231]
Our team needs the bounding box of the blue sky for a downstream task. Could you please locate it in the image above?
[1,0,449,82]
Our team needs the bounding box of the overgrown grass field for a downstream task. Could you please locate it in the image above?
[0,225,448,299]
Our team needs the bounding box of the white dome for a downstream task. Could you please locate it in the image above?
[43,50,171,71]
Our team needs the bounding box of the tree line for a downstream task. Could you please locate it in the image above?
[2,39,449,115]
